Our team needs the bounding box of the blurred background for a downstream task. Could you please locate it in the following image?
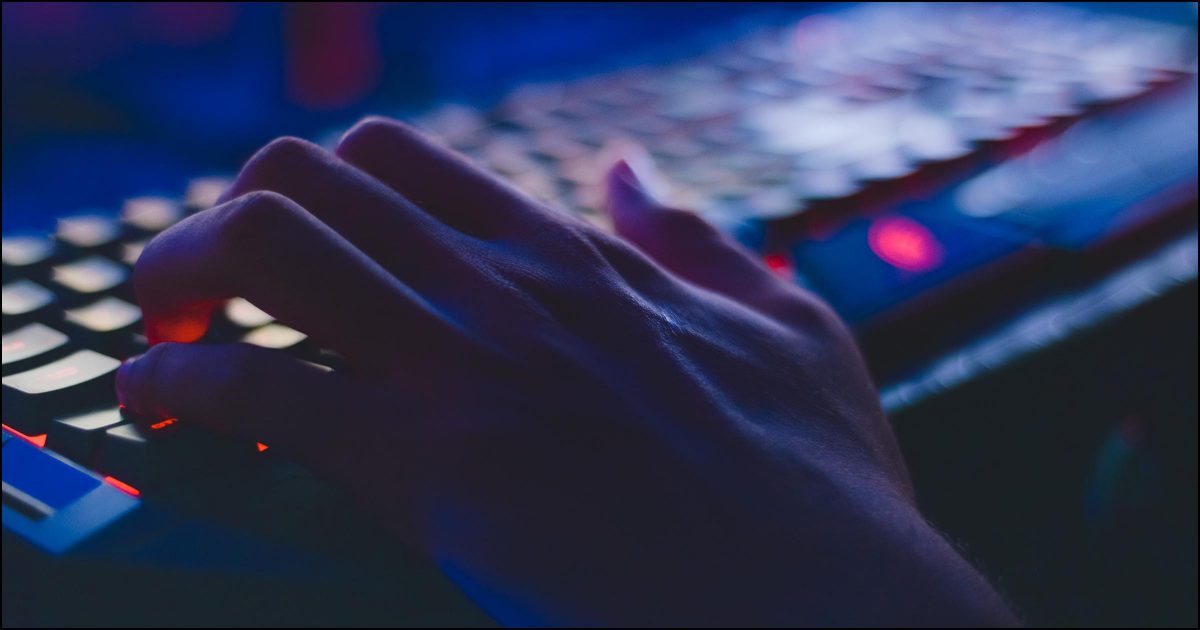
[3,2,1196,229]
[3,2,815,230]
[3,2,1197,627]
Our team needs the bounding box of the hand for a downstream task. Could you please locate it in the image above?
[118,118,1016,626]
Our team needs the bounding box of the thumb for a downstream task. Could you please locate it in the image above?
[604,157,794,318]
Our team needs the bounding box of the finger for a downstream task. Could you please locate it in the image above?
[115,342,379,476]
[216,136,482,296]
[604,159,801,318]
[335,116,561,239]
[136,190,455,365]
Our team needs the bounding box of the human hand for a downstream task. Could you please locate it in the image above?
[118,117,1015,626]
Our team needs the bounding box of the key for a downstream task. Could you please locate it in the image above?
[120,239,149,266]
[3,280,57,331]
[242,323,309,352]
[3,279,58,328]
[63,297,142,357]
[3,437,101,513]
[121,196,184,235]
[225,297,274,329]
[56,214,122,256]
[51,256,129,305]
[206,298,273,342]
[100,419,255,490]
[2,234,56,281]
[2,433,140,555]
[46,408,124,466]
[2,350,121,435]
[183,176,232,213]
[2,323,71,376]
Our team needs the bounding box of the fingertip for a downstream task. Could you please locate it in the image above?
[336,115,407,154]
[115,353,141,410]
[604,158,658,217]
[143,302,217,345]
[115,343,179,419]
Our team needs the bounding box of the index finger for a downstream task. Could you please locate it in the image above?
[135,191,456,367]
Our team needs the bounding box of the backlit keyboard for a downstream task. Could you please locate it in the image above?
[2,0,1197,570]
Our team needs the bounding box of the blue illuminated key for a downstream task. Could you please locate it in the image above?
[2,430,140,555]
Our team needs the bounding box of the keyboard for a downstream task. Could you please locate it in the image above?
[3,2,1197,625]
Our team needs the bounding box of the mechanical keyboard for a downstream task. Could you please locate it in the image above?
[3,2,1197,625]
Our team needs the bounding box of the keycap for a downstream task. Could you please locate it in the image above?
[2,280,57,331]
[2,323,71,376]
[100,419,255,490]
[63,297,142,357]
[121,239,149,266]
[121,196,184,234]
[2,433,140,555]
[51,256,129,304]
[56,214,122,255]
[183,176,232,213]
[225,297,274,329]
[4,437,101,514]
[792,167,861,201]
[46,408,124,465]
[2,234,56,281]
[2,350,121,435]
[243,323,308,352]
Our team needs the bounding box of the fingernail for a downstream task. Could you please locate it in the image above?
[116,354,142,409]
[608,154,670,211]
[611,158,652,198]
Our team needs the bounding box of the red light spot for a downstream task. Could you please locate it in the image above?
[256,442,269,453]
[3,340,26,352]
[148,301,218,345]
[149,418,178,430]
[764,253,791,276]
[104,476,141,496]
[867,216,944,273]
[2,424,47,448]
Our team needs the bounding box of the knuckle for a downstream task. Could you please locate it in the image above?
[335,116,403,156]
[238,136,323,187]
[210,348,261,407]
[219,190,300,247]
[253,136,320,168]
[777,289,851,337]
[654,207,714,239]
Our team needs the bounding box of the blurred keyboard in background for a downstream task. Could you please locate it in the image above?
[403,2,1197,374]
[2,2,1197,626]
